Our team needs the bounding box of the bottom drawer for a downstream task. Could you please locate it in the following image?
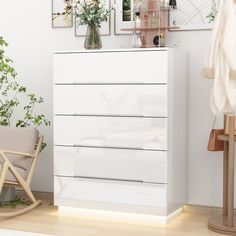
[54,146,167,183]
[54,176,167,208]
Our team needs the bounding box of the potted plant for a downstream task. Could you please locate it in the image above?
[0,37,50,149]
[75,0,114,49]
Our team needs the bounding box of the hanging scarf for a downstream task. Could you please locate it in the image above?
[202,0,236,115]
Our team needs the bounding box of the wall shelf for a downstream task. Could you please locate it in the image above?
[121,26,179,32]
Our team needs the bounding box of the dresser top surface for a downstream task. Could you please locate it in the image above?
[54,47,179,55]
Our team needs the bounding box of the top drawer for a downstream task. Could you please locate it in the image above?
[54,51,168,84]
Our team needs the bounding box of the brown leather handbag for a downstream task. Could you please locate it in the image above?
[207,129,224,151]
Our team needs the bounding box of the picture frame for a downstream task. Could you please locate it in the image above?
[114,0,136,35]
[52,0,73,28]
[75,0,111,36]
[169,0,220,31]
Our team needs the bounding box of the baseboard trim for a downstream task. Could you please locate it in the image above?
[183,204,225,216]
[15,190,53,201]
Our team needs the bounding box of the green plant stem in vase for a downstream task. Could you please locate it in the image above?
[75,0,114,50]
[84,24,102,49]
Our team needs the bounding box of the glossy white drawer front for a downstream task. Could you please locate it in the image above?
[54,51,167,84]
[54,177,167,207]
[54,116,167,150]
[54,146,167,183]
[54,85,167,117]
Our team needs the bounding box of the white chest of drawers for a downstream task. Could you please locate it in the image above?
[53,48,187,220]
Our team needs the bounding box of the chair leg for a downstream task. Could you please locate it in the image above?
[0,152,41,217]
[8,165,37,203]
[21,183,36,203]
[0,162,9,194]
[0,154,37,203]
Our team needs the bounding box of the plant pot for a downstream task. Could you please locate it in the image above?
[0,187,15,203]
[84,24,102,50]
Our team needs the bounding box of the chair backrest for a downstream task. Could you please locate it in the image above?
[0,127,39,171]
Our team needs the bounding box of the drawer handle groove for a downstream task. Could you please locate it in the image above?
[54,82,168,86]
[54,175,167,185]
[73,175,144,183]
[54,144,168,152]
[54,113,168,118]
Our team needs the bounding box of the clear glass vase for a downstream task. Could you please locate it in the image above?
[84,24,102,50]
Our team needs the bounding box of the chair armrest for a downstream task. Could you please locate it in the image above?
[0,149,34,158]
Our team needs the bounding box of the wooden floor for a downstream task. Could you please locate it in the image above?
[0,193,226,236]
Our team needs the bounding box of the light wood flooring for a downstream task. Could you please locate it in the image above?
[0,193,226,236]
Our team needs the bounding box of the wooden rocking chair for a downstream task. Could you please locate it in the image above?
[0,127,43,217]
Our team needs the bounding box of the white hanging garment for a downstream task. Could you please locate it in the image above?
[202,0,236,115]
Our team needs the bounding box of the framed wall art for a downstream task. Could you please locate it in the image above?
[75,0,111,36]
[52,0,73,28]
[169,0,220,31]
[114,0,138,35]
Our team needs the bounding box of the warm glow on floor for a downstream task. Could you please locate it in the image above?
[58,206,183,225]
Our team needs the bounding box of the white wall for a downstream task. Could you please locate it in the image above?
[0,0,54,192]
[0,0,225,207]
[168,31,225,207]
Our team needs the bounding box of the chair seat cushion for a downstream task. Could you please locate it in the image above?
[0,127,39,171]
[0,164,26,182]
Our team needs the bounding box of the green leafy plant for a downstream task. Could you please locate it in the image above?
[206,0,218,23]
[0,37,50,149]
[75,0,114,27]
[0,196,32,208]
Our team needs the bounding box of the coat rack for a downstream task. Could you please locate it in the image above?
[208,115,236,235]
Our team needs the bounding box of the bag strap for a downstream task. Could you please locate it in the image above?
[212,116,217,130]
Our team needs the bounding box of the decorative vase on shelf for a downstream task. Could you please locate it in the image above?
[84,24,102,50]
